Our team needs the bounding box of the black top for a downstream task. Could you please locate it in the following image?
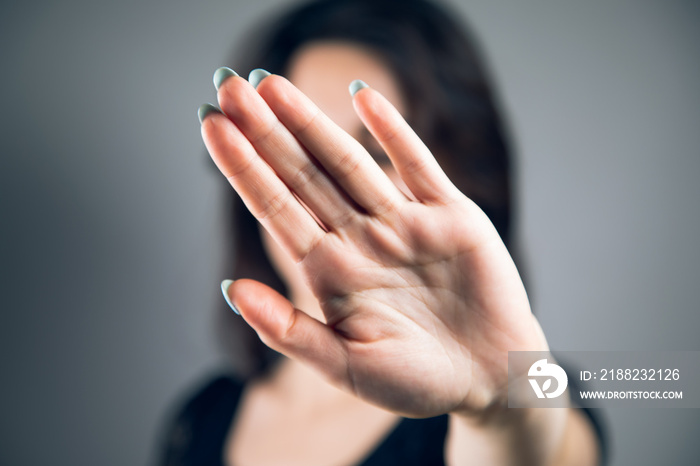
[159,373,606,466]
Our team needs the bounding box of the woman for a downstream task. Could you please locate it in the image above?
[161,0,604,464]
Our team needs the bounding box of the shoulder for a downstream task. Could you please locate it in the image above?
[158,373,245,466]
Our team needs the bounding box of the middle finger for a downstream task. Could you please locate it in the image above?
[256,73,406,217]
[217,72,360,230]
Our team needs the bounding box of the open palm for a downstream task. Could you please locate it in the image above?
[201,72,548,418]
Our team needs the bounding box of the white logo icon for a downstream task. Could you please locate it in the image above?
[528,359,568,399]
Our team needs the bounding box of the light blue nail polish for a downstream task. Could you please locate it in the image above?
[198,103,222,124]
[220,279,240,315]
[213,66,239,90]
[349,79,369,97]
[248,68,271,89]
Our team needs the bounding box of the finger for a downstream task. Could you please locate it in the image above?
[217,74,360,230]
[351,83,462,203]
[256,74,406,217]
[200,107,324,261]
[226,279,351,390]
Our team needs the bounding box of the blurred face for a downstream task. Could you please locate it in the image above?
[287,41,407,159]
[260,41,410,295]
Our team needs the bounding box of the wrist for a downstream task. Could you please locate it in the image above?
[446,393,570,466]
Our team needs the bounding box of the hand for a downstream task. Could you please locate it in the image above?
[200,71,548,418]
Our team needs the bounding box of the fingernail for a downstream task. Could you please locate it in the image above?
[220,279,240,315]
[349,79,369,97]
[213,66,239,90]
[248,68,271,89]
[198,103,222,124]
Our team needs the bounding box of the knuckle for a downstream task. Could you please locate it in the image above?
[224,154,256,180]
[279,307,299,343]
[401,155,429,177]
[287,160,321,192]
[249,115,280,145]
[255,189,290,221]
[334,149,363,181]
[291,107,321,136]
[378,119,402,143]
[370,194,396,217]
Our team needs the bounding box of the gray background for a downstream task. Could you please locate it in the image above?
[2,0,699,464]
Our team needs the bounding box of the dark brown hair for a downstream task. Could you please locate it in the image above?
[215,0,517,377]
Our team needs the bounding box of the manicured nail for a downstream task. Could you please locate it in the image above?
[213,66,239,90]
[220,279,240,315]
[198,103,222,124]
[349,79,369,97]
[248,68,271,89]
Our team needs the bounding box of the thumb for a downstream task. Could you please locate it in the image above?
[222,279,350,388]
